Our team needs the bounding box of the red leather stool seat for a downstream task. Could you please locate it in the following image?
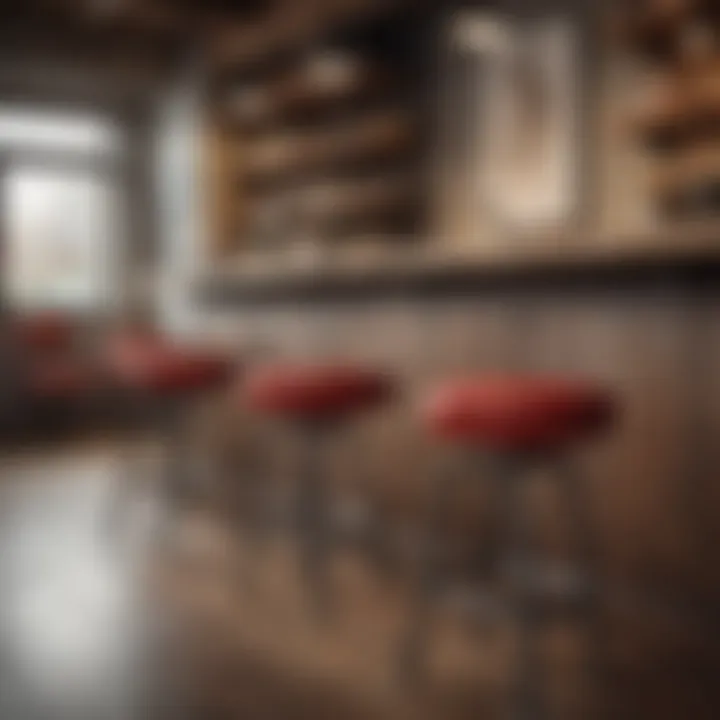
[246,364,392,420]
[14,313,74,354]
[29,359,96,400]
[107,333,234,395]
[425,376,615,451]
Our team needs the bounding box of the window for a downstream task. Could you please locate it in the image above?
[5,169,120,311]
[0,107,124,312]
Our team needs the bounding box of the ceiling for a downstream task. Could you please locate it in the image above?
[0,0,274,112]
[0,0,410,112]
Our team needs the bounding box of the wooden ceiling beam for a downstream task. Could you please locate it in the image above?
[6,0,273,38]
[0,10,185,73]
[15,0,188,36]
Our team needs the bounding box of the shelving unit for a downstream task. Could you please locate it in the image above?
[204,0,432,259]
[613,0,720,63]
[616,1,720,220]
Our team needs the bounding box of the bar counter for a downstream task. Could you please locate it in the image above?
[198,228,720,609]
[199,227,720,304]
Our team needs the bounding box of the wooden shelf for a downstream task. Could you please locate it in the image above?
[218,64,401,133]
[631,59,720,150]
[615,2,720,65]
[613,0,700,62]
[206,0,431,255]
[198,226,720,304]
[245,170,420,215]
[240,109,418,188]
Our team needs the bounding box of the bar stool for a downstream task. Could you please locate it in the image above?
[10,312,90,432]
[12,311,75,354]
[244,363,393,614]
[26,357,100,420]
[106,329,237,533]
[404,374,616,718]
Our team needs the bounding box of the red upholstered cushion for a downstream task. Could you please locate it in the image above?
[246,364,392,419]
[425,376,615,451]
[29,359,95,400]
[14,313,74,354]
[107,332,234,395]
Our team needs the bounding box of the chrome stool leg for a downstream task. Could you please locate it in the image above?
[156,394,216,549]
[498,453,605,720]
[231,427,273,588]
[555,456,607,720]
[154,397,194,548]
[295,424,333,618]
[106,387,154,537]
[495,455,548,720]
[399,452,464,682]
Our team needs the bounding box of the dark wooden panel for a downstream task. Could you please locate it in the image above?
[216,280,720,601]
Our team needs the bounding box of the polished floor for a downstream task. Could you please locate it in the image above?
[0,444,717,719]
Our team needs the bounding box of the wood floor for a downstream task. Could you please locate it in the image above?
[0,444,717,719]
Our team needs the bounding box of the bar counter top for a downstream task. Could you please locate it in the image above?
[199,225,720,305]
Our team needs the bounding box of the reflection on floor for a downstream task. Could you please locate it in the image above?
[0,445,716,719]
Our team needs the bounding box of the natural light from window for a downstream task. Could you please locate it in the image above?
[0,107,123,312]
